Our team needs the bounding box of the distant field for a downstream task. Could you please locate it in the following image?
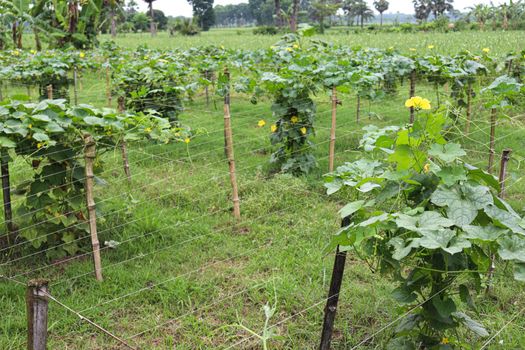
[97,28,525,55]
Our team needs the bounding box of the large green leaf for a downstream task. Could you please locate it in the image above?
[429,143,466,163]
[497,235,525,262]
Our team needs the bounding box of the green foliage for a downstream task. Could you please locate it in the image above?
[325,108,525,347]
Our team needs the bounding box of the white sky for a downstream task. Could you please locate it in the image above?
[137,0,505,18]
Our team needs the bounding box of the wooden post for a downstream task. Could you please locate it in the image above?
[498,149,512,199]
[73,67,79,105]
[487,149,513,294]
[329,86,339,172]
[319,216,351,350]
[223,68,241,220]
[409,70,416,123]
[465,82,472,135]
[356,94,361,124]
[84,134,103,281]
[205,70,210,108]
[105,65,112,108]
[1,149,16,246]
[26,279,49,350]
[0,81,3,101]
[488,108,497,174]
[46,85,53,100]
[117,97,131,183]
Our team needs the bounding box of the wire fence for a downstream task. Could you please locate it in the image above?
[1,73,524,349]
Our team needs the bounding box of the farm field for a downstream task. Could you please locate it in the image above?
[1,28,525,350]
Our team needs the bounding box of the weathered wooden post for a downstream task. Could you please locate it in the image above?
[26,279,49,350]
[205,70,210,108]
[409,70,416,123]
[465,82,473,134]
[73,67,79,105]
[1,149,16,246]
[223,68,241,220]
[84,134,103,281]
[46,85,53,100]
[488,108,497,174]
[329,86,340,172]
[117,97,131,183]
[356,94,361,124]
[319,216,351,350]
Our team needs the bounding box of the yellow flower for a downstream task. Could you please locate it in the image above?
[428,45,435,49]
[482,48,490,54]
[79,51,85,58]
[388,46,394,50]
[300,127,307,135]
[258,119,266,127]
[30,50,36,54]
[144,127,152,133]
[441,337,449,345]
[184,137,191,144]
[290,116,299,124]
[423,163,430,173]
[220,45,225,50]
[271,124,277,133]
[286,47,293,52]
[37,142,43,149]
[405,96,431,111]
[13,50,19,56]
[409,48,417,52]
[28,124,32,129]
[292,44,299,49]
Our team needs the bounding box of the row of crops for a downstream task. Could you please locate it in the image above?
[1,32,525,348]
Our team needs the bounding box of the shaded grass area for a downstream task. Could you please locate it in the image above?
[1,71,525,349]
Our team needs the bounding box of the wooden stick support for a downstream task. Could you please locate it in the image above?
[205,70,210,108]
[465,82,472,135]
[117,97,131,183]
[329,86,339,172]
[319,216,351,350]
[73,67,79,105]
[356,94,361,124]
[223,68,241,220]
[105,65,112,108]
[488,108,497,174]
[1,149,16,246]
[498,149,512,199]
[409,70,416,123]
[46,85,53,100]
[26,279,49,350]
[84,134,103,281]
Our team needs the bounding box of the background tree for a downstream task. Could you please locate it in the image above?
[132,11,150,31]
[143,0,157,36]
[104,0,124,38]
[355,0,374,28]
[430,0,453,18]
[290,0,300,31]
[468,4,491,30]
[310,0,340,33]
[413,0,432,23]
[187,0,215,31]
[373,0,388,26]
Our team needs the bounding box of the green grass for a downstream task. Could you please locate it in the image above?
[2,29,525,349]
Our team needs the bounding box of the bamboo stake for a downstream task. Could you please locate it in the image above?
[73,67,79,105]
[46,85,53,100]
[105,65,112,108]
[409,70,416,123]
[488,108,497,174]
[1,149,16,247]
[465,82,472,135]
[223,68,241,220]
[84,134,103,281]
[117,97,131,183]
[329,86,339,172]
[26,279,49,350]
[205,70,210,108]
[356,94,361,124]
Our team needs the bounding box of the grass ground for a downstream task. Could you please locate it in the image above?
[2,29,525,349]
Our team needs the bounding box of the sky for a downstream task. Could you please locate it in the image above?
[136,0,505,18]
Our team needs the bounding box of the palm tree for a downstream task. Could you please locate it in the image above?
[143,0,157,36]
[373,0,388,26]
[468,4,491,30]
[104,0,124,38]
[355,1,374,28]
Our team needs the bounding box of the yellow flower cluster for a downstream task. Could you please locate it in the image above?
[290,116,299,124]
[482,48,490,54]
[271,124,277,133]
[427,45,435,49]
[258,119,266,127]
[405,96,431,111]
[184,138,191,144]
[79,52,85,58]
[300,127,307,135]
